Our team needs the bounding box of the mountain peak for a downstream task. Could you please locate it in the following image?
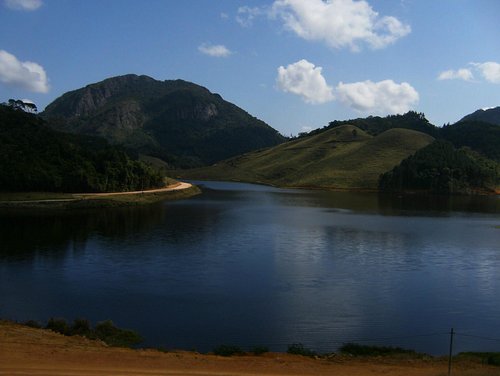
[459,106,500,125]
[42,75,285,168]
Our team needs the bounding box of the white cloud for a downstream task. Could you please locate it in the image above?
[0,50,49,93]
[472,61,500,84]
[269,0,410,51]
[276,59,334,104]
[4,0,42,11]
[198,43,232,58]
[336,79,419,114]
[236,6,264,27]
[438,62,500,84]
[438,68,474,81]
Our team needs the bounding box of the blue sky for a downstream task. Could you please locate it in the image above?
[1,0,500,135]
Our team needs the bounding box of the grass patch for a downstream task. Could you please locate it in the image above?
[339,343,419,357]
[287,343,316,357]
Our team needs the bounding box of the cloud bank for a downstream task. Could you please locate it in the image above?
[438,61,500,84]
[472,62,500,84]
[4,0,42,11]
[198,43,232,58]
[239,0,410,51]
[336,79,419,114]
[277,59,419,114]
[276,59,334,104]
[0,50,49,93]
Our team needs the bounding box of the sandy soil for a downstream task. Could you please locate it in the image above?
[1,321,497,376]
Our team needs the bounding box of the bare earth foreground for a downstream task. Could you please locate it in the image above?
[1,322,498,376]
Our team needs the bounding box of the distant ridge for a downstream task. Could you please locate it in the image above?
[42,74,285,168]
[459,106,500,126]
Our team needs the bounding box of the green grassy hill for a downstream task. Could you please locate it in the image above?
[176,125,435,190]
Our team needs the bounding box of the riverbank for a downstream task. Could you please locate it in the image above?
[0,321,498,376]
[0,182,201,209]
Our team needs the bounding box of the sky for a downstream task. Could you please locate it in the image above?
[1,0,500,136]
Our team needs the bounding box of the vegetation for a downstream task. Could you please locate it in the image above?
[0,104,164,193]
[379,140,499,194]
[42,318,142,348]
[212,345,245,356]
[458,352,500,366]
[440,121,500,161]
[176,125,434,190]
[287,343,317,357]
[324,111,439,137]
[315,111,500,162]
[339,343,419,357]
[42,74,285,168]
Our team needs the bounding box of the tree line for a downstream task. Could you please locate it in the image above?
[0,104,164,193]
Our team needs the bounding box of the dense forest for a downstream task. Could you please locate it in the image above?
[0,104,164,193]
[379,140,499,194]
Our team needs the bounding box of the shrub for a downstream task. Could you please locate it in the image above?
[71,318,92,337]
[23,320,42,329]
[287,343,316,357]
[46,318,70,336]
[94,320,143,347]
[487,354,500,366]
[340,343,417,357]
[213,345,245,357]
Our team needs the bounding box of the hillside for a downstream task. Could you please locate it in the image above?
[0,105,163,193]
[323,111,439,137]
[177,125,434,190]
[459,106,500,126]
[379,140,499,194]
[42,74,285,168]
[440,121,500,161]
[309,111,499,162]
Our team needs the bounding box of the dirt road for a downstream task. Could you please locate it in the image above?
[75,182,193,197]
[0,321,497,376]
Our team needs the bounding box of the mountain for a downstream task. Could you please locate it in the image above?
[459,106,500,126]
[42,74,285,168]
[177,125,435,190]
[0,104,163,193]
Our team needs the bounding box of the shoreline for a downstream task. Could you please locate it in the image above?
[0,182,201,209]
[1,321,498,376]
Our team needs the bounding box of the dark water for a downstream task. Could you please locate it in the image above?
[1,181,499,355]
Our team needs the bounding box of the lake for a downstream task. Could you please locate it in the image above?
[1,181,499,355]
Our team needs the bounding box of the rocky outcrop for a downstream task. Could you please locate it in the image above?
[42,74,285,167]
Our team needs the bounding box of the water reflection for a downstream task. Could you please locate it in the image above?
[0,181,499,355]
